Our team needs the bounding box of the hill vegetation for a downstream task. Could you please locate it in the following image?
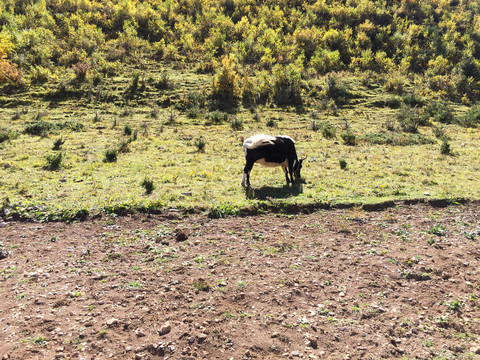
[1,0,480,104]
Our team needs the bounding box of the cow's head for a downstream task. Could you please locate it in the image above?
[293,157,306,182]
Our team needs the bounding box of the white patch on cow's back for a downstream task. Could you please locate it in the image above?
[256,158,288,168]
[243,134,276,150]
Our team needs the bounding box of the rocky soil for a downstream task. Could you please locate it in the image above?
[1,202,480,360]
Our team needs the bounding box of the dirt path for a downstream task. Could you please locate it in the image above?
[1,202,480,359]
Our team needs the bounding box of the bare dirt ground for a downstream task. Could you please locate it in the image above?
[1,202,480,360]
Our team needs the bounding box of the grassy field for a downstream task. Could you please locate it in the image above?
[0,63,479,220]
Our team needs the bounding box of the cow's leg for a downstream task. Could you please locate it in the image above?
[282,165,290,185]
[242,160,254,187]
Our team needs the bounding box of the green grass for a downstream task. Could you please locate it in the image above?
[0,65,479,220]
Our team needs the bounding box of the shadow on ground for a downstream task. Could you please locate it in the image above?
[245,183,303,200]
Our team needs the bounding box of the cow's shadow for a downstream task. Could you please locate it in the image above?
[245,183,303,200]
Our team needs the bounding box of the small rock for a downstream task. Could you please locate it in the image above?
[291,350,300,357]
[106,318,118,327]
[135,329,146,337]
[159,322,171,336]
[197,333,208,343]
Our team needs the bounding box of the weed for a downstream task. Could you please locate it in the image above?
[52,137,65,150]
[192,279,211,292]
[428,223,446,236]
[341,130,356,145]
[140,177,155,195]
[124,124,132,136]
[266,118,276,127]
[237,280,248,289]
[97,330,108,339]
[230,116,244,130]
[32,335,46,346]
[339,159,347,169]
[45,153,63,171]
[0,127,18,143]
[440,139,452,155]
[206,110,228,124]
[194,137,207,152]
[104,148,118,163]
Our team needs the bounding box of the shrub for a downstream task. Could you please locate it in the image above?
[194,137,207,152]
[124,125,132,136]
[104,148,118,163]
[52,137,65,150]
[206,110,228,125]
[24,121,52,136]
[266,118,276,127]
[424,101,455,124]
[440,139,452,155]
[459,105,480,127]
[339,159,347,169]
[45,153,63,171]
[140,177,155,195]
[325,76,349,104]
[320,121,336,139]
[211,54,240,107]
[341,130,356,145]
[397,106,421,133]
[272,63,303,106]
[0,127,18,143]
[230,117,244,130]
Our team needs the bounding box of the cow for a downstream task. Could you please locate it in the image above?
[241,134,305,187]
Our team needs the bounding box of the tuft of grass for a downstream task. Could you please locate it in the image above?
[45,153,63,171]
[52,137,65,150]
[341,130,356,145]
[104,148,118,163]
[194,137,207,152]
[192,279,211,292]
[440,139,452,155]
[140,177,155,195]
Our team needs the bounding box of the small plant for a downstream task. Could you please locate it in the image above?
[237,280,248,289]
[440,139,452,155]
[321,121,336,139]
[32,335,46,346]
[230,116,244,130]
[104,148,118,163]
[166,108,176,124]
[124,124,132,136]
[341,130,356,145]
[266,118,276,127]
[45,153,63,171]
[339,159,347,169]
[429,223,446,236]
[140,177,155,195]
[192,278,211,292]
[52,137,65,150]
[194,137,207,152]
[97,330,108,339]
[0,127,18,143]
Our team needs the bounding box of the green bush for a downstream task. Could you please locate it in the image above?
[459,105,480,128]
[140,177,155,195]
[104,148,118,163]
[272,63,303,106]
[45,152,63,171]
[341,130,356,145]
[0,127,18,143]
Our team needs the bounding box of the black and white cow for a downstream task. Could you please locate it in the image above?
[241,134,305,187]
